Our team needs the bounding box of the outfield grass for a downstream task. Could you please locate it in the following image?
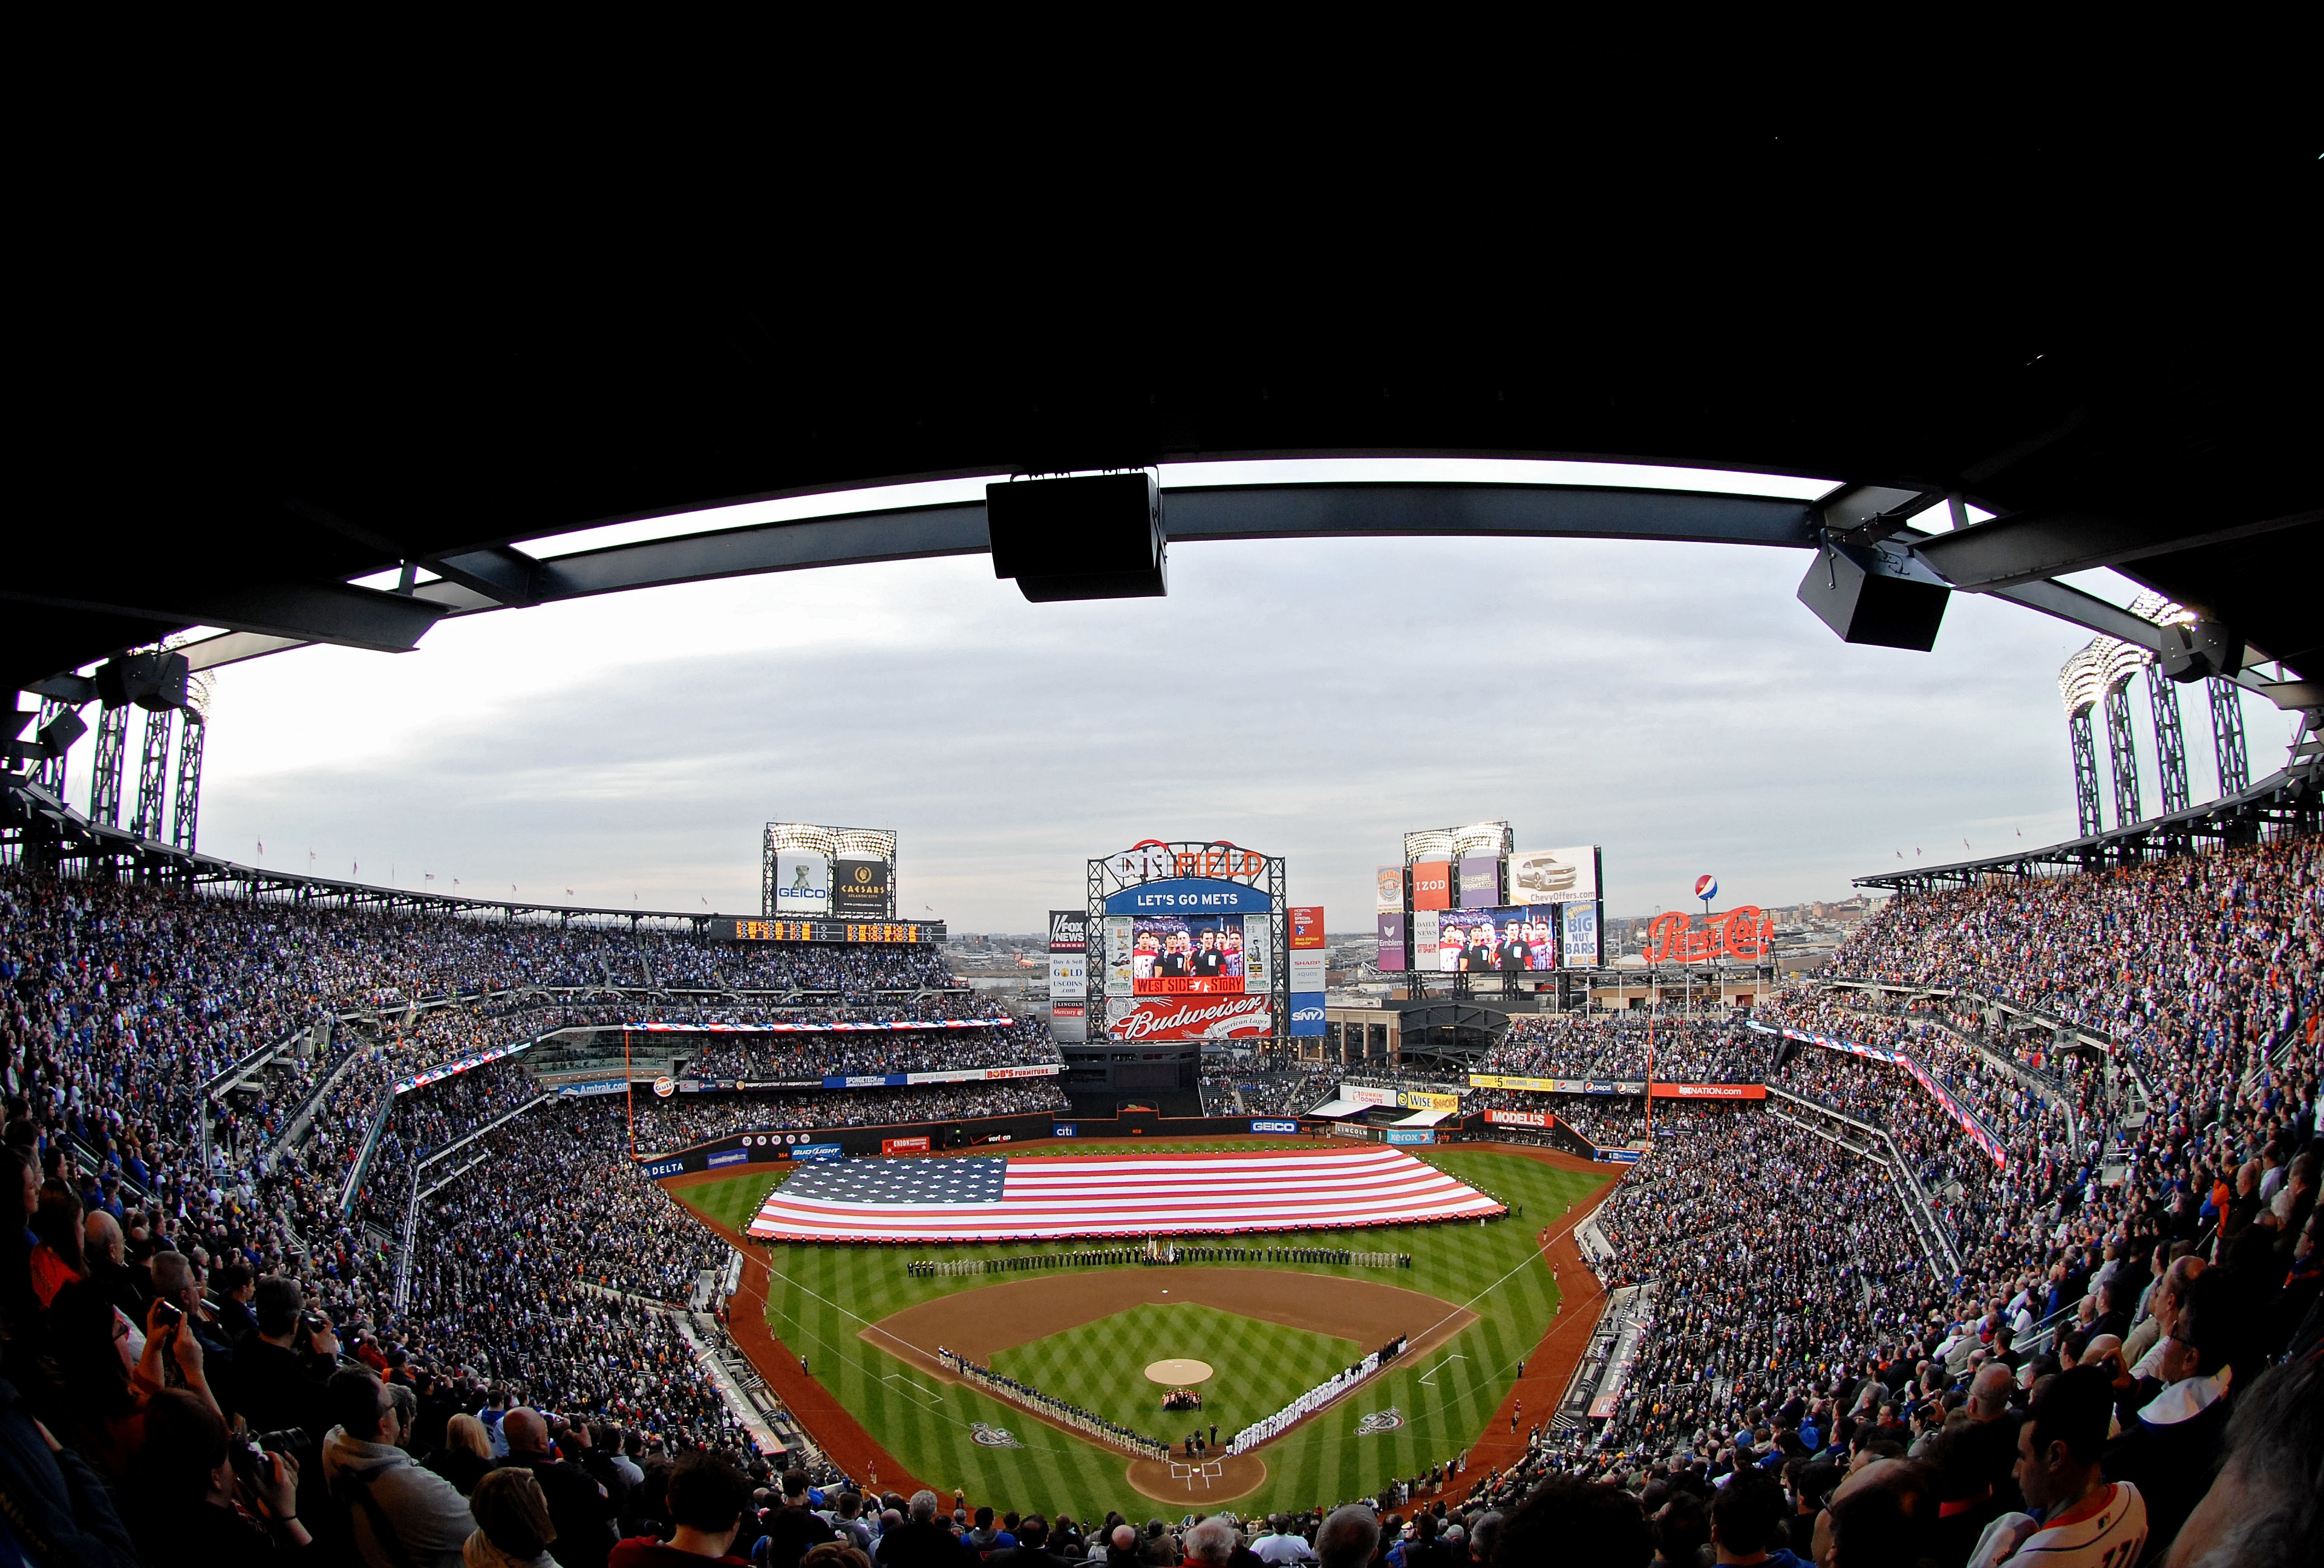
[679,1144,1603,1517]
[991,1303,1357,1446]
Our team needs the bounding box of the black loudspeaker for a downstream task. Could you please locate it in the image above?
[1796,539,1950,651]
[985,472,1166,601]
[93,650,191,711]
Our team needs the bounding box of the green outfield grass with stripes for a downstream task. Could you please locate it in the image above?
[991,1304,1357,1447]
[678,1144,1604,1517]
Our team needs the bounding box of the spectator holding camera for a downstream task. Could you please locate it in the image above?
[323,1365,477,1568]
[238,1275,341,1439]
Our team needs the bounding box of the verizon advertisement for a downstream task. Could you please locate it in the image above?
[1106,993,1273,1040]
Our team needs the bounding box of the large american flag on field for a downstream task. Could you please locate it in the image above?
[745,1147,1503,1243]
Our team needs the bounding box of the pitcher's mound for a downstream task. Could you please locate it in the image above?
[1144,1357,1215,1385]
[1128,1451,1264,1503]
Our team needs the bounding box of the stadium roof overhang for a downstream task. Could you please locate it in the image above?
[8,147,2316,697]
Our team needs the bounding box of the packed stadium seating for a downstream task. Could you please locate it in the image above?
[2,832,2317,1565]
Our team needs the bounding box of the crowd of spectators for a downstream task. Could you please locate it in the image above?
[1478,1013,1772,1083]
[632,1080,1072,1152]
[687,1021,1056,1081]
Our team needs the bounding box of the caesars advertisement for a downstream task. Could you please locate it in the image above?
[1098,847,1278,1040]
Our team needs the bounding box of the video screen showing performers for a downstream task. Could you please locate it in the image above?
[1431,906,1559,972]
[1130,913,1255,995]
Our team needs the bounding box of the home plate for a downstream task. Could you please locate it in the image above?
[1146,1357,1214,1385]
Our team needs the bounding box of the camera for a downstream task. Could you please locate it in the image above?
[152,1299,184,1328]
[228,1428,309,1484]
[300,1311,326,1336]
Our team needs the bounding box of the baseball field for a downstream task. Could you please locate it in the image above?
[674,1142,1605,1517]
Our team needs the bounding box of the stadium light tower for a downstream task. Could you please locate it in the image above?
[2058,645,2110,838]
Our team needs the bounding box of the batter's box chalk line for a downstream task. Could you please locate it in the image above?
[1417,1354,1467,1385]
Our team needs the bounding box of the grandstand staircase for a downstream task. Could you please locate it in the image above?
[1763,1085,1959,1279]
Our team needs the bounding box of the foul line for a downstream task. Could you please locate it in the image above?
[1418,1354,1467,1385]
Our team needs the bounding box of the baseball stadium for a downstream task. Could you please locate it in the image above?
[4,143,2318,1568]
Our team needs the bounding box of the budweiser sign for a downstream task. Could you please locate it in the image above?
[1111,993,1273,1040]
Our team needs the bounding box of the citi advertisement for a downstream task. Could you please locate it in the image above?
[1289,994,1325,1037]
[1106,993,1272,1040]
[1102,878,1271,915]
[1376,910,1408,972]
[773,850,831,915]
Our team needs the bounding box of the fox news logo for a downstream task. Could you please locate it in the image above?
[1048,912,1086,950]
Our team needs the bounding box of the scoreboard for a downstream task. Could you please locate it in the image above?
[714,918,944,945]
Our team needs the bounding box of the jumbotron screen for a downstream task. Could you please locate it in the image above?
[1425,904,1558,972]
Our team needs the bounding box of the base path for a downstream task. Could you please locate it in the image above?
[1415,1144,1622,1499]
[661,1169,930,1495]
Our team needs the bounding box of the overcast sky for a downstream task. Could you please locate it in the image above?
[74,524,2291,932]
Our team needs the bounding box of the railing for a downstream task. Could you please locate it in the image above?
[1763,1083,1957,1279]
[392,1093,552,1308]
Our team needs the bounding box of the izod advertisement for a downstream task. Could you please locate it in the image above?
[1410,861,1452,910]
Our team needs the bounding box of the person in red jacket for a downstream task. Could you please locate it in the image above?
[612,1452,757,1567]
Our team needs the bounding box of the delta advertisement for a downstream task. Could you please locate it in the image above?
[1376,911,1408,972]
[1423,906,1558,972]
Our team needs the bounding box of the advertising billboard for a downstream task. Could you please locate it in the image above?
[1048,909,1087,952]
[1562,901,1602,969]
[1410,861,1452,910]
[1507,846,1599,906]
[1290,906,1325,948]
[1426,906,1558,972]
[1410,909,1440,969]
[1106,993,1272,1040]
[1341,1083,1398,1108]
[1647,1082,1767,1099]
[1375,866,1405,911]
[1457,854,1503,909]
[833,856,892,915]
[1288,995,1325,1036]
[1383,1128,1436,1145]
[1486,1107,1553,1128]
[1288,950,1326,994]
[1376,910,1408,972]
[772,849,831,915]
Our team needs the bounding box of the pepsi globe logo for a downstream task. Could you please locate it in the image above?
[1694,875,1719,902]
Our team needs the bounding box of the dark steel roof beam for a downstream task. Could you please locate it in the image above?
[1914,505,2322,592]
[2,579,451,655]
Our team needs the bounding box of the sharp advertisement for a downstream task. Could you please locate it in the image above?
[1424,906,1559,972]
[1506,846,1599,906]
